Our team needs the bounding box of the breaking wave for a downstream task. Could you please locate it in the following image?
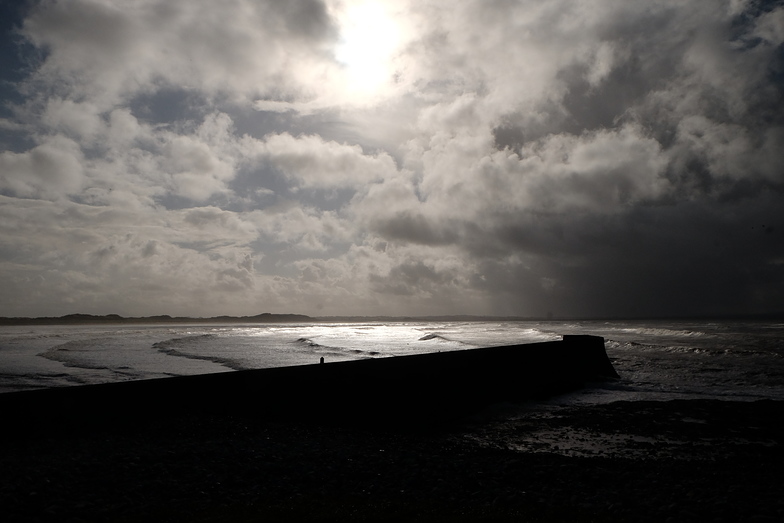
[296,337,381,357]
[37,339,146,382]
[153,335,243,371]
[346,348,382,356]
[619,327,708,338]
[296,337,326,348]
[418,333,450,341]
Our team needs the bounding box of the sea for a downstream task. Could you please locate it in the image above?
[1,319,782,405]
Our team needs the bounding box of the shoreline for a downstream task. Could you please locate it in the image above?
[2,398,782,522]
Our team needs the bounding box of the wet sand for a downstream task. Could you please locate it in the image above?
[2,399,782,522]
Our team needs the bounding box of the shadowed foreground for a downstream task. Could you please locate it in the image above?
[1,400,782,522]
[1,338,781,521]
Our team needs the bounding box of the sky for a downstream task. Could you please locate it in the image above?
[0,0,782,319]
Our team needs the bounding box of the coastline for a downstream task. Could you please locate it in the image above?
[2,399,782,522]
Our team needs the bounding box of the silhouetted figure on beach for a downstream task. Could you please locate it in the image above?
[320,357,324,364]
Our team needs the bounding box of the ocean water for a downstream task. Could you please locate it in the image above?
[0,320,782,405]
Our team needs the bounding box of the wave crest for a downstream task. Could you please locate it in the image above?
[418,333,450,341]
[153,335,241,370]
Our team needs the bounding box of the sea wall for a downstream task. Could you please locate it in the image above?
[1,335,617,431]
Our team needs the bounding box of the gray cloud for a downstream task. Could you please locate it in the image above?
[20,0,338,108]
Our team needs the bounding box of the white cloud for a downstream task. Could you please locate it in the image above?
[259,132,402,189]
[0,135,86,199]
[252,203,355,252]
[41,98,103,142]
[515,125,670,212]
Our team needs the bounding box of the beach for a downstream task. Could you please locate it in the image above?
[2,398,782,522]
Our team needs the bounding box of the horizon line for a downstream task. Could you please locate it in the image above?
[0,311,781,326]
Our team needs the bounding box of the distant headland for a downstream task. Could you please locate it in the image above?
[0,313,314,326]
[0,313,542,326]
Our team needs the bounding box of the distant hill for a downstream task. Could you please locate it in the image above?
[0,313,313,326]
[312,315,535,322]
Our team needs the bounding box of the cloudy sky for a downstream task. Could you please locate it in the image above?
[0,0,782,319]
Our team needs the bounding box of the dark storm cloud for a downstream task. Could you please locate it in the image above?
[370,211,459,246]
[463,196,784,317]
[370,260,459,296]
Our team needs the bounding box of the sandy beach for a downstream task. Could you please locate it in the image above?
[2,398,782,522]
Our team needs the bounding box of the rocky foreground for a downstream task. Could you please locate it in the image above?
[1,399,782,522]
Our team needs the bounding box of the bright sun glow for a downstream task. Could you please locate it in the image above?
[334,1,404,99]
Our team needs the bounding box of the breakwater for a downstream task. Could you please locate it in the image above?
[1,335,617,431]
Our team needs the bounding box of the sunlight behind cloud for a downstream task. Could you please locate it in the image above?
[333,1,406,101]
